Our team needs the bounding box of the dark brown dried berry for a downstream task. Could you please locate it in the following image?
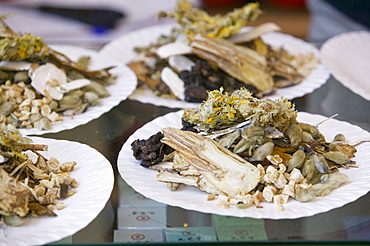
[181,118,198,132]
[131,131,173,167]
[179,58,259,102]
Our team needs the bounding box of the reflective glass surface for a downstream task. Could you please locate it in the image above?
[42,76,370,245]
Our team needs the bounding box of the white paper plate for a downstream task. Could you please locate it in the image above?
[118,110,370,220]
[321,31,370,101]
[0,137,114,246]
[100,24,330,108]
[18,45,137,136]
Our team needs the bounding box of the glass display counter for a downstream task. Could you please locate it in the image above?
[1,1,369,245]
[39,76,370,245]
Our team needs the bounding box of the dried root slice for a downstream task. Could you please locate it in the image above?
[161,127,260,197]
[191,34,274,92]
[156,170,198,187]
[0,169,31,217]
[228,22,282,43]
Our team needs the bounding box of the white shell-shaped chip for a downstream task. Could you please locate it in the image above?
[60,79,91,92]
[30,63,91,101]
[168,55,195,72]
[161,67,185,101]
[228,22,281,43]
[30,63,67,100]
[156,41,192,59]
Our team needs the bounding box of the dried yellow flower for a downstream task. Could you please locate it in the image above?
[183,88,297,132]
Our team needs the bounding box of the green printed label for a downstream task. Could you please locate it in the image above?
[215,224,268,241]
[165,227,217,242]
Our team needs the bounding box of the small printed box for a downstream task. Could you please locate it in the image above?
[118,177,166,207]
[119,190,166,208]
[212,214,264,227]
[114,229,164,243]
[165,227,217,242]
[215,224,268,241]
[117,207,167,229]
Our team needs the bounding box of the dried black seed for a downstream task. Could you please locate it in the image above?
[179,58,259,102]
[131,131,172,167]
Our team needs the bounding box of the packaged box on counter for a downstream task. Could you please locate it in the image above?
[114,229,164,243]
[117,206,167,229]
[215,224,268,241]
[212,215,267,241]
[118,177,166,208]
[165,227,217,242]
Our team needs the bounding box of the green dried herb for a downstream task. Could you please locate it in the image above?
[183,88,297,132]
[0,33,50,62]
[157,0,261,40]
